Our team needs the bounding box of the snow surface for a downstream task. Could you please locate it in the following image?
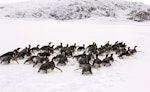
[0,18,150,92]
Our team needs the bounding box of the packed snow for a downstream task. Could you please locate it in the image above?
[0,18,150,92]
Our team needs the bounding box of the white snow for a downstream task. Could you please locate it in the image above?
[0,18,150,92]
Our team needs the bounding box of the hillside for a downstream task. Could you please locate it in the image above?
[0,0,150,22]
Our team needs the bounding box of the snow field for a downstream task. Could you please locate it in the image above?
[0,19,150,92]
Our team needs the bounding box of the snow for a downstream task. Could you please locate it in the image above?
[0,0,150,21]
[0,18,150,92]
[0,0,30,4]
[1,0,149,5]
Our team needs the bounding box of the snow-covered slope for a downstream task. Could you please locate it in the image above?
[0,0,150,22]
[0,19,150,92]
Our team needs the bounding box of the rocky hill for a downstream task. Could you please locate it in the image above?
[0,0,150,22]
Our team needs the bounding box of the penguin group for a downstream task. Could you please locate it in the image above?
[0,41,138,75]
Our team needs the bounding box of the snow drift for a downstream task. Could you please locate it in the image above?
[0,0,150,21]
